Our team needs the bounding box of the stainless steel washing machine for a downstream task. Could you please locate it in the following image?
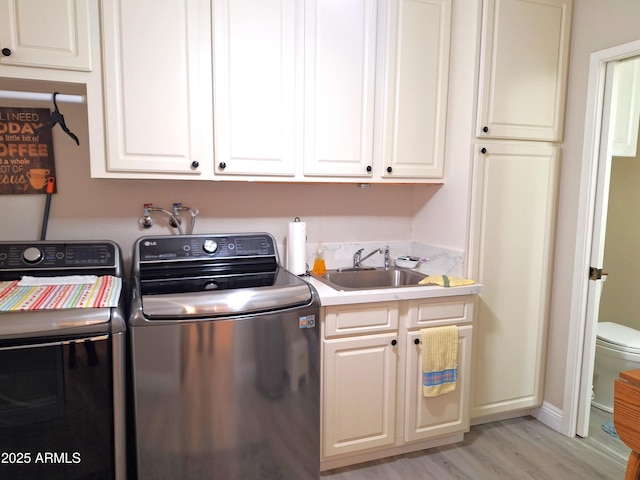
[129,233,320,480]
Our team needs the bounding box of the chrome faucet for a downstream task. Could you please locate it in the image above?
[139,202,199,235]
[353,245,390,269]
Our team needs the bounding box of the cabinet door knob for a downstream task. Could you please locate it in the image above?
[391,339,397,346]
[481,147,487,154]
[218,162,226,170]
[414,338,420,345]
[386,166,393,173]
[191,161,199,169]
[1,48,11,57]
[482,126,489,133]
[366,165,372,172]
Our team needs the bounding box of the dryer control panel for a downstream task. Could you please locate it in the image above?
[0,241,119,275]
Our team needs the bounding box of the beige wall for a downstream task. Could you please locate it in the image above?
[412,0,480,251]
[599,135,640,329]
[544,0,640,410]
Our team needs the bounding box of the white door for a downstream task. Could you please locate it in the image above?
[575,61,625,436]
[564,39,640,439]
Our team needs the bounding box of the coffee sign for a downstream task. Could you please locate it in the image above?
[0,107,56,195]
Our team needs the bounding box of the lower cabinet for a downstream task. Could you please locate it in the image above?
[323,332,398,457]
[404,326,472,443]
[321,297,474,470]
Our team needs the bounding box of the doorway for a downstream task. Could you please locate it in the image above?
[565,39,640,443]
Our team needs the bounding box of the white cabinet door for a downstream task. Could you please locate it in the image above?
[612,57,640,157]
[323,332,398,458]
[212,0,297,177]
[303,0,377,177]
[379,0,451,179]
[0,0,92,71]
[476,0,572,141]
[469,142,559,420]
[404,325,472,442]
[99,0,213,177]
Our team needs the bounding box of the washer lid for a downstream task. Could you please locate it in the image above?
[597,322,640,350]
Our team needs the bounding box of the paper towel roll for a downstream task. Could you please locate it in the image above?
[287,220,307,275]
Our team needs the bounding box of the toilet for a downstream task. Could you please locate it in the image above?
[592,321,640,412]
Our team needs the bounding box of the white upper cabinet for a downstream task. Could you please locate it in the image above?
[612,57,640,157]
[303,0,451,180]
[98,0,213,178]
[94,0,450,181]
[476,0,572,141]
[0,0,92,71]
[379,0,451,179]
[303,0,378,178]
[212,0,297,177]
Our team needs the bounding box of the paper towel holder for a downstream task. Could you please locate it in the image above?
[293,216,306,241]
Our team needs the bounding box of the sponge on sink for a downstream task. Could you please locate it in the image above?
[419,275,476,287]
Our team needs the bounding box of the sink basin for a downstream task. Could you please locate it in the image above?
[313,267,427,291]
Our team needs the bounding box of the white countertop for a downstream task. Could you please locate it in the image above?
[303,276,483,307]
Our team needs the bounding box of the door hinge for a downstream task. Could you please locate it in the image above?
[589,267,603,280]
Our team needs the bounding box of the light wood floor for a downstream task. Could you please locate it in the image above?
[588,405,630,462]
[322,410,630,480]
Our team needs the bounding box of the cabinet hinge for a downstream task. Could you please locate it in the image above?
[589,267,603,280]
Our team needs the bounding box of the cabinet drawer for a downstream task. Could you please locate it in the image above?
[324,302,399,338]
[408,296,472,328]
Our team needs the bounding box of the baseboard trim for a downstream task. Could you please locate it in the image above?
[470,408,533,426]
[532,401,564,434]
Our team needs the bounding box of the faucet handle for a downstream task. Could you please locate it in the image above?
[353,248,364,267]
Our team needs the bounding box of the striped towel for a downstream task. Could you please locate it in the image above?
[0,276,122,311]
[422,325,458,397]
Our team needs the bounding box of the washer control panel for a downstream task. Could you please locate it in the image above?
[0,242,117,270]
[138,233,276,262]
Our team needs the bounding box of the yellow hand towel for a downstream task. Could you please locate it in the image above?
[419,275,475,287]
[421,325,458,397]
